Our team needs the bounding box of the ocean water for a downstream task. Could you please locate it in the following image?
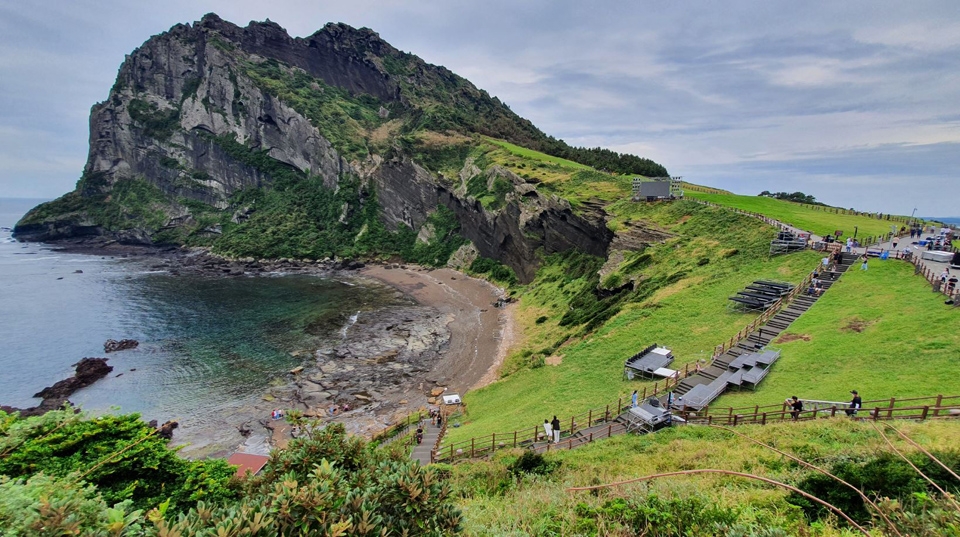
[0,198,399,453]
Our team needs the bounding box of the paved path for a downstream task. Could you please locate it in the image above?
[411,419,442,465]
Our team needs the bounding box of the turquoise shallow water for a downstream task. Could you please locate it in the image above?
[0,198,399,453]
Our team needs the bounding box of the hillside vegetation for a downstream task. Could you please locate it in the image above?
[451,419,960,536]
[686,191,911,239]
[447,200,821,442]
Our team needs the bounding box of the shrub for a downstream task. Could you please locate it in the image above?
[507,451,559,478]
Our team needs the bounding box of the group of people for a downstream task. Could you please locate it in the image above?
[270,408,285,420]
[542,416,562,443]
[786,390,862,420]
[328,402,351,416]
[941,269,959,294]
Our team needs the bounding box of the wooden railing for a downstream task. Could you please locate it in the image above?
[680,394,960,425]
[908,254,960,302]
[713,261,822,359]
[372,411,423,447]
[432,369,696,463]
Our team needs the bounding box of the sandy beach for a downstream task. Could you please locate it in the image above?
[360,265,512,393]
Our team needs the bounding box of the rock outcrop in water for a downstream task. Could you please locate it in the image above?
[1,358,113,417]
[104,339,139,353]
[10,14,655,282]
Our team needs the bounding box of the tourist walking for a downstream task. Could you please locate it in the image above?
[543,419,552,442]
[787,396,803,420]
[941,269,950,284]
[860,255,868,271]
[846,237,853,253]
[845,390,862,416]
[551,416,561,443]
[631,390,638,408]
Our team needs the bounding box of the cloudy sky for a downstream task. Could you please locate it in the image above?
[1,1,958,216]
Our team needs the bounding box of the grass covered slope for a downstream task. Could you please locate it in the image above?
[717,259,960,409]
[686,191,908,239]
[451,419,960,536]
[448,200,821,441]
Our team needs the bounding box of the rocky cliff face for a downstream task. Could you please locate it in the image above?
[15,14,615,282]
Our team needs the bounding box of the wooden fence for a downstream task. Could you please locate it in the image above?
[680,394,960,425]
[908,254,960,302]
[432,369,696,463]
[712,260,822,359]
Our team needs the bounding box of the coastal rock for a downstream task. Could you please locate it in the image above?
[104,339,139,353]
[34,358,113,401]
[2,358,114,417]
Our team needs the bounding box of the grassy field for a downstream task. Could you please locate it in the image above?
[483,137,593,171]
[452,419,960,535]
[716,259,960,409]
[480,137,635,207]
[685,191,907,239]
[447,200,821,442]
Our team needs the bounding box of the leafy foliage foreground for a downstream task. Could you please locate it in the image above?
[0,409,461,536]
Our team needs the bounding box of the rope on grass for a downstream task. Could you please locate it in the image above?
[710,425,902,537]
[869,421,960,513]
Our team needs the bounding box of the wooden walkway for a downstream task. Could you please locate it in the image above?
[666,252,857,405]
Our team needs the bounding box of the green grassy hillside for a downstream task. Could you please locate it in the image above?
[449,200,821,441]
[685,191,909,239]
[451,419,960,536]
[716,259,960,409]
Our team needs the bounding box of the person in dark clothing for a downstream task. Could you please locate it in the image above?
[845,390,862,416]
[551,416,561,443]
[415,424,424,444]
[787,396,803,420]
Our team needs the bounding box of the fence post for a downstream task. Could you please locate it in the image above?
[471,438,475,458]
[888,398,896,419]
[588,410,593,428]
[514,431,517,447]
[733,414,740,426]
[761,412,767,425]
[934,395,943,417]
[589,432,594,443]
[831,405,837,417]
[606,404,610,421]
[570,416,576,435]
[920,406,929,420]
[492,433,496,453]
[873,408,881,421]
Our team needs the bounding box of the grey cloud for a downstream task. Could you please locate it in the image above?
[0,0,958,216]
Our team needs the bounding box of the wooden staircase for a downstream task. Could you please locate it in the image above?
[670,253,856,400]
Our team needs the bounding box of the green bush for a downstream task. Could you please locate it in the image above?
[0,408,238,514]
[789,450,960,524]
[470,256,517,285]
[507,451,559,478]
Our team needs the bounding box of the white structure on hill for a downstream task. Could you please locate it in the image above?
[632,176,683,201]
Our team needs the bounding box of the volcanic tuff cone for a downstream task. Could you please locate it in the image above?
[15,14,667,281]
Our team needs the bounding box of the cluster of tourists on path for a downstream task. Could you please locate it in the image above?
[785,390,862,420]
[542,416,561,443]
